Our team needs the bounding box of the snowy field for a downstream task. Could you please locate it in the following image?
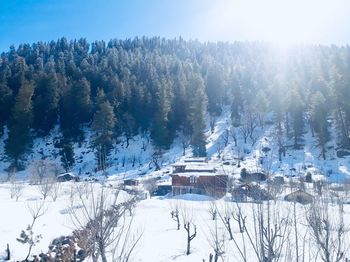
[1,181,350,261]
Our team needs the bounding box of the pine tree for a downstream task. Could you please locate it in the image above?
[151,77,173,149]
[33,71,60,135]
[168,63,188,139]
[5,81,35,165]
[188,74,208,157]
[0,80,13,135]
[310,92,330,159]
[205,63,224,116]
[255,89,268,127]
[60,77,92,139]
[92,100,116,170]
[288,89,304,149]
[57,139,75,172]
[330,65,350,149]
[230,74,243,126]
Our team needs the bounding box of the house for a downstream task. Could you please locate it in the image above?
[284,190,314,204]
[170,159,228,198]
[232,183,272,202]
[57,172,79,182]
[123,178,140,186]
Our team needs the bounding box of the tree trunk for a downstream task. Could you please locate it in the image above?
[6,243,10,261]
[187,235,191,255]
[322,145,326,160]
[99,241,108,262]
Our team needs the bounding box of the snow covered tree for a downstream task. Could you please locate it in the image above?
[188,74,208,157]
[5,80,34,166]
[288,89,304,148]
[0,80,13,136]
[309,91,330,159]
[92,99,116,171]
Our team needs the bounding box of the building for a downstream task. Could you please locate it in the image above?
[123,178,140,186]
[170,159,228,198]
[57,172,79,182]
[284,190,314,204]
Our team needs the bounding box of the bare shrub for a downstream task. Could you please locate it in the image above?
[170,201,181,230]
[180,204,197,255]
[10,175,24,201]
[69,184,141,262]
[205,219,225,262]
[36,176,55,200]
[244,201,291,262]
[208,201,218,220]
[50,179,61,201]
[17,201,47,261]
[29,159,56,185]
[143,177,157,196]
[306,200,349,262]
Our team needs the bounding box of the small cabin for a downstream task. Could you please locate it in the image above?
[284,190,314,205]
[57,172,78,182]
[123,179,140,186]
[232,184,272,202]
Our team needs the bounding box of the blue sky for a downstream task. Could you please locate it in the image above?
[1,0,350,52]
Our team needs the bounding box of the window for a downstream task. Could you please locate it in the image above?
[190,176,197,184]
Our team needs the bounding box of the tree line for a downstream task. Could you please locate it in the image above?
[0,37,350,169]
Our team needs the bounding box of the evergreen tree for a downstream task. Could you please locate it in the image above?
[330,66,350,149]
[151,77,173,148]
[56,139,75,172]
[310,92,330,159]
[188,74,208,157]
[92,100,116,170]
[5,81,35,165]
[230,74,243,126]
[33,71,60,135]
[288,89,304,148]
[60,77,92,139]
[0,80,13,135]
[205,63,224,116]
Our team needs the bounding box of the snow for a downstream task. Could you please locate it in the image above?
[171,193,214,201]
[1,180,350,261]
[0,183,73,259]
[2,108,350,260]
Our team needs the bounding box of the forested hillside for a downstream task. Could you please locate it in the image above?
[0,37,350,170]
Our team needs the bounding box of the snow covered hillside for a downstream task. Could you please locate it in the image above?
[1,109,350,183]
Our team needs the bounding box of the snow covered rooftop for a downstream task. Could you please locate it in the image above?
[171,172,222,177]
[171,159,226,177]
[183,157,208,163]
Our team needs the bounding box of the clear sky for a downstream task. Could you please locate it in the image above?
[1,0,350,52]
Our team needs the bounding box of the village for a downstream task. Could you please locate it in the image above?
[2,106,350,261]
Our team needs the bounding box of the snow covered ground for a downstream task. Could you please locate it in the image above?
[1,181,350,261]
[1,111,350,260]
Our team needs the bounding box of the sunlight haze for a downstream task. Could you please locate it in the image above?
[194,0,349,44]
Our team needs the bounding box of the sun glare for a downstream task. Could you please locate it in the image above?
[194,0,348,45]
